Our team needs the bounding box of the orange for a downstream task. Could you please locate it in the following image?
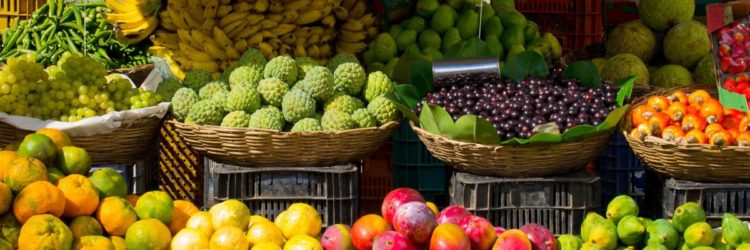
[185,211,215,237]
[73,235,115,250]
[69,216,103,240]
[246,220,284,247]
[284,235,323,250]
[210,226,250,250]
[169,200,200,235]
[0,182,10,214]
[126,194,139,207]
[135,191,174,225]
[110,236,126,250]
[16,133,57,164]
[0,150,18,181]
[57,146,92,175]
[171,228,210,250]
[18,214,73,250]
[0,212,21,248]
[96,197,138,236]
[58,174,100,218]
[13,181,65,223]
[88,168,128,198]
[125,219,171,250]
[209,199,251,230]
[3,156,47,192]
[36,128,72,149]
[274,203,322,239]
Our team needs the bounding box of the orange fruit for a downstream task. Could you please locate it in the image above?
[169,200,200,235]
[13,181,65,223]
[73,235,115,250]
[0,150,18,181]
[96,197,138,236]
[253,242,283,250]
[171,228,210,250]
[135,191,174,225]
[209,199,251,230]
[210,226,250,250]
[0,182,11,214]
[36,128,72,149]
[246,220,284,247]
[57,146,92,175]
[126,194,139,207]
[284,235,323,250]
[88,168,128,198]
[58,174,100,218]
[186,211,215,237]
[0,212,21,248]
[18,214,73,250]
[125,219,171,250]
[47,167,65,185]
[16,133,57,164]
[69,216,103,240]
[274,203,322,239]
[110,236,126,250]
[3,156,47,192]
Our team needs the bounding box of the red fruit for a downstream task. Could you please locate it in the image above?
[381,188,425,225]
[352,214,391,250]
[495,227,506,236]
[725,78,737,91]
[436,206,471,225]
[430,223,471,250]
[720,44,732,57]
[735,32,745,43]
[322,224,355,250]
[744,89,750,100]
[721,57,732,72]
[372,231,416,250]
[738,82,749,92]
[492,229,532,250]
[737,74,750,82]
[520,224,556,250]
[736,60,747,73]
[460,215,497,250]
[392,201,438,245]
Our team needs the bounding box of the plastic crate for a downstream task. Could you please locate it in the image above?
[360,143,393,215]
[654,177,750,227]
[450,171,601,235]
[158,120,205,207]
[516,0,604,52]
[204,159,360,226]
[0,0,46,31]
[595,133,646,210]
[392,123,450,206]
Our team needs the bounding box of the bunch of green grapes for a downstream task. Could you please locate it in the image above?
[47,52,112,122]
[0,53,49,117]
[129,88,163,109]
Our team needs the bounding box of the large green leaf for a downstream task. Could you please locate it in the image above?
[384,91,418,123]
[445,38,493,59]
[502,50,549,83]
[561,125,598,141]
[595,105,630,132]
[616,76,635,107]
[409,60,434,98]
[431,105,458,137]
[419,102,440,134]
[453,115,502,144]
[393,84,421,109]
[563,61,601,88]
[527,132,563,143]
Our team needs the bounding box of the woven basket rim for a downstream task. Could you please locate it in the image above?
[168,119,400,135]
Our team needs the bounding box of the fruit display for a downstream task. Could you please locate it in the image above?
[149,0,378,80]
[170,49,401,132]
[628,89,750,147]
[0,53,162,122]
[0,0,150,68]
[603,0,714,87]
[722,73,750,101]
[713,22,750,103]
[362,0,562,77]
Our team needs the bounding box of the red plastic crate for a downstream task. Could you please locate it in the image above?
[516,0,604,52]
[360,143,393,215]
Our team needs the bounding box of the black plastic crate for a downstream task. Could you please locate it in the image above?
[655,177,750,227]
[595,133,647,210]
[204,159,359,226]
[392,123,450,207]
[450,171,601,235]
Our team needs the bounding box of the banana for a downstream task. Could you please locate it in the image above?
[349,1,366,19]
[117,15,155,31]
[284,0,311,11]
[189,30,209,48]
[280,44,291,55]
[217,5,233,17]
[117,23,157,45]
[186,0,204,22]
[153,31,179,44]
[177,29,199,49]
[204,41,228,61]
[189,60,221,73]
[294,27,311,39]
[166,8,189,30]
[220,0,231,5]
[234,39,249,52]
[308,33,321,44]
[225,21,249,39]
[160,18,178,31]
[268,1,283,13]
[219,11,247,28]
[258,42,275,58]
[248,32,264,45]
[150,36,179,50]
[202,0,219,20]
[262,31,276,38]
[246,15,265,25]
[308,45,320,57]
[236,25,262,40]
[105,11,150,25]
[367,26,378,39]
[340,0,357,10]
[341,19,364,32]
[294,45,307,57]
[269,24,296,36]
[335,42,366,53]
[321,5,334,16]
[320,43,332,56]
[199,19,216,34]
[232,1,254,12]
[226,47,240,60]
[295,10,323,25]
[281,33,296,45]
[359,13,375,26]
[321,30,336,43]
[117,16,158,36]
[105,0,140,14]
[182,12,202,28]
[255,0,269,12]
[266,13,284,23]
[260,20,279,30]
[310,0,327,10]
[337,30,366,43]
[268,38,282,49]
[334,6,348,20]
[321,15,336,28]
[280,10,299,23]
[212,26,233,48]
[178,42,214,62]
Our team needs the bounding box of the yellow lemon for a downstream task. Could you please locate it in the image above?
[247,221,284,247]
[274,203,322,239]
[283,235,323,250]
[186,211,215,237]
[252,242,283,250]
[209,200,251,229]
[171,228,209,250]
[210,226,250,250]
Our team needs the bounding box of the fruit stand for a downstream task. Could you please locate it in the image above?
[1,0,750,249]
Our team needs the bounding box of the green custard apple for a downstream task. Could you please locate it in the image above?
[239,48,267,72]
[351,108,377,128]
[225,85,261,113]
[324,93,364,114]
[652,64,694,88]
[295,56,319,79]
[257,78,289,108]
[185,99,225,125]
[263,55,298,84]
[321,110,358,131]
[182,70,213,92]
[290,118,323,132]
[248,106,285,131]
[363,71,394,102]
[221,111,252,128]
[228,65,263,89]
[301,66,334,102]
[601,53,650,86]
[367,96,400,125]
[327,52,360,72]
[155,78,181,101]
[333,63,366,95]
[171,88,200,121]
[281,89,316,123]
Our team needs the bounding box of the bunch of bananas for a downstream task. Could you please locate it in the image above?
[334,0,379,54]
[149,0,356,80]
[105,0,161,45]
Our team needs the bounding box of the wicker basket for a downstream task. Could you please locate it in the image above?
[622,84,750,183]
[0,117,163,165]
[111,64,154,87]
[169,120,400,166]
[410,122,613,177]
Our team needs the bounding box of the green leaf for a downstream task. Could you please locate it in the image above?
[384,91,418,123]
[615,76,635,107]
[502,50,549,83]
[419,102,440,134]
[595,105,630,132]
[430,105,458,137]
[527,132,562,143]
[563,61,601,88]
[409,60,434,97]
[393,84,420,109]
[445,38,493,59]
[561,125,598,141]
[454,115,502,144]
[500,137,529,145]
[718,86,749,112]
[452,115,475,141]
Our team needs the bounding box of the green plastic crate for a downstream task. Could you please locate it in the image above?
[392,123,450,206]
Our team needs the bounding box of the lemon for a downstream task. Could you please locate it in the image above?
[209,200,251,230]
[185,212,215,238]
[247,221,284,247]
[210,226,250,250]
[252,242,283,250]
[283,235,323,250]
[274,203,322,239]
[171,228,209,250]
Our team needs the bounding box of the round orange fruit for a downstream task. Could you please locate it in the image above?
[13,181,65,223]
[4,156,47,192]
[69,216,103,240]
[96,197,138,237]
[0,182,11,214]
[88,168,128,198]
[74,235,115,250]
[58,174,100,218]
[0,150,18,181]
[18,214,73,250]
[16,133,57,164]
[35,128,72,150]
[57,146,92,175]
[110,236,126,250]
[169,200,200,235]
[125,219,172,250]
[135,191,174,225]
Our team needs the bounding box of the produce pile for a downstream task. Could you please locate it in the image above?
[715,23,750,101]
[629,89,750,147]
[0,53,162,122]
[361,0,562,77]
[0,0,150,69]
[149,0,378,80]
[170,49,401,132]
[602,0,715,87]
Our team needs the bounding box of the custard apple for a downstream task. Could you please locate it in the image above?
[301,66,334,102]
[185,99,225,125]
[221,111,252,128]
[296,57,319,79]
[222,63,241,82]
[333,63,366,95]
[367,96,400,125]
[248,106,285,131]
[156,78,181,101]
[199,81,229,99]
[226,85,261,113]
[282,89,316,123]
[352,108,377,128]
[321,110,358,131]
[263,55,298,84]
[327,52,360,72]
[363,71,394,102]
[228,66,263,89]
[257,78,289,107]
[170,88,199,121]
[183,70,213,91]
[324,93,364,114]
[291,118,322,132]
[239,48,267,72]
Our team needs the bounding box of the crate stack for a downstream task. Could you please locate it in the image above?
[392,123,450,206]
[594,133,647,211]
[517,0,604,52]
[0,0,46,32]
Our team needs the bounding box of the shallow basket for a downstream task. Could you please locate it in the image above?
[0,116,163,164]
[110,64,154,87]
[410,122,613,177]
[169,120,399,166]
[622,84,750,183]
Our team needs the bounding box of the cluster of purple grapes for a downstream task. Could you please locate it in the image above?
[417,70,619,140]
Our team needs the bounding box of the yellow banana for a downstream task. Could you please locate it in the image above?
[359,13,376,27]
[236,25,262,40]
[246,15,265,25]
[177,29,200,49]
[202,0,219,20]
[150,36,179,50]
[341,19,364,32]
[269,24,296,36]
[248,32,264,45]
[199,19,216,34]
[233,1,254,12]
[280,10,299,23]
[294,45,307,57]
[166,8,189,30]
[367,26,378,39]
[320,43,332,56]
[283,0,311,11]
[220,0,231,5]
[322,15,335,28]
[203,41,228,61]
[186,0,204,22]
[160,18,178,31]
[189,60,221,73]
[349,1,366,19]
[310,0,327,10]
[182,11,202,28]
[341,0,357,9]
[321,31,335,43]
[219,11,247,28]
[335,42,366,53]
[269,1,283,13]
[308,45,320,57]
[117,15,155,31]
[308,33,321,44]
[116,23,157,45]
[337,30,366,43]
[258,42,275,58]
[334,6,348,20]
[217,5,233,17]
[189,30,209,48]
[266,13,284,23]
[281,33,296,45]
[117,16,157,36]
[310,26,324,36]
[322,5,334,16]
[234,39,249,53]
[295,10,323,25]
[294,27,311,39]
[280,44,291,55]
[260,20,279,30]
[226,47,240,60]
[268,38,282,49]
[105,0,139,14]
[262,31,276,38]
[105,11,149,25]
[152,31,179,44]
[225,21,249,39]
[178,42,214,62]
[255,0,269,12]
[212,27,233,48]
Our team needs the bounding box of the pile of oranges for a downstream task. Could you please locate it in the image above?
[629,89,750,147]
